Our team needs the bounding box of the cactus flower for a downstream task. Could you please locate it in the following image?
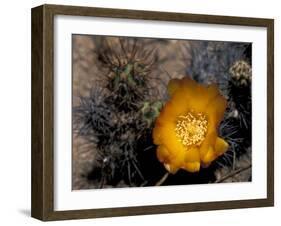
[153,77,229,173]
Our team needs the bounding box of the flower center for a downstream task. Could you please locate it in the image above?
[175,111,208,147]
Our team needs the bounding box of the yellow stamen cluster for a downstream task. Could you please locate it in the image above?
[175,112,208,147]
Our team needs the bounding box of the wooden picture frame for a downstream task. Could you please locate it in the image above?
[31,4,274,221]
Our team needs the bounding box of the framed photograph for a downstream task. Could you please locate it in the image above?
[31,4,274,221]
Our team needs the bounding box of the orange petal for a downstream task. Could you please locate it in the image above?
[156,99,188,124]
[206,84,221,98]
[164,163,179,174]
[157,146,181,174]
[177,79,221,113]
[182,161,200,172]
[156,145,170,163]
[214,137,229,156]
[190,84,220,110]
[157,122,186,157]
[201,146,216,165]
[199,132,216,160]
[152,123,162,145]
[168,78,182,96]
[205,94,227,129]
[184,147,200,163]
[167,77,221,116]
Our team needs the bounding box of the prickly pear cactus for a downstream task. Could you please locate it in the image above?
[74,37,164,188]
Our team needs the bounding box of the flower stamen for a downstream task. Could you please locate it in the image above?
[175,111,208,147]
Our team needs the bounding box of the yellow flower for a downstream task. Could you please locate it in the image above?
[153,77,229,173]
